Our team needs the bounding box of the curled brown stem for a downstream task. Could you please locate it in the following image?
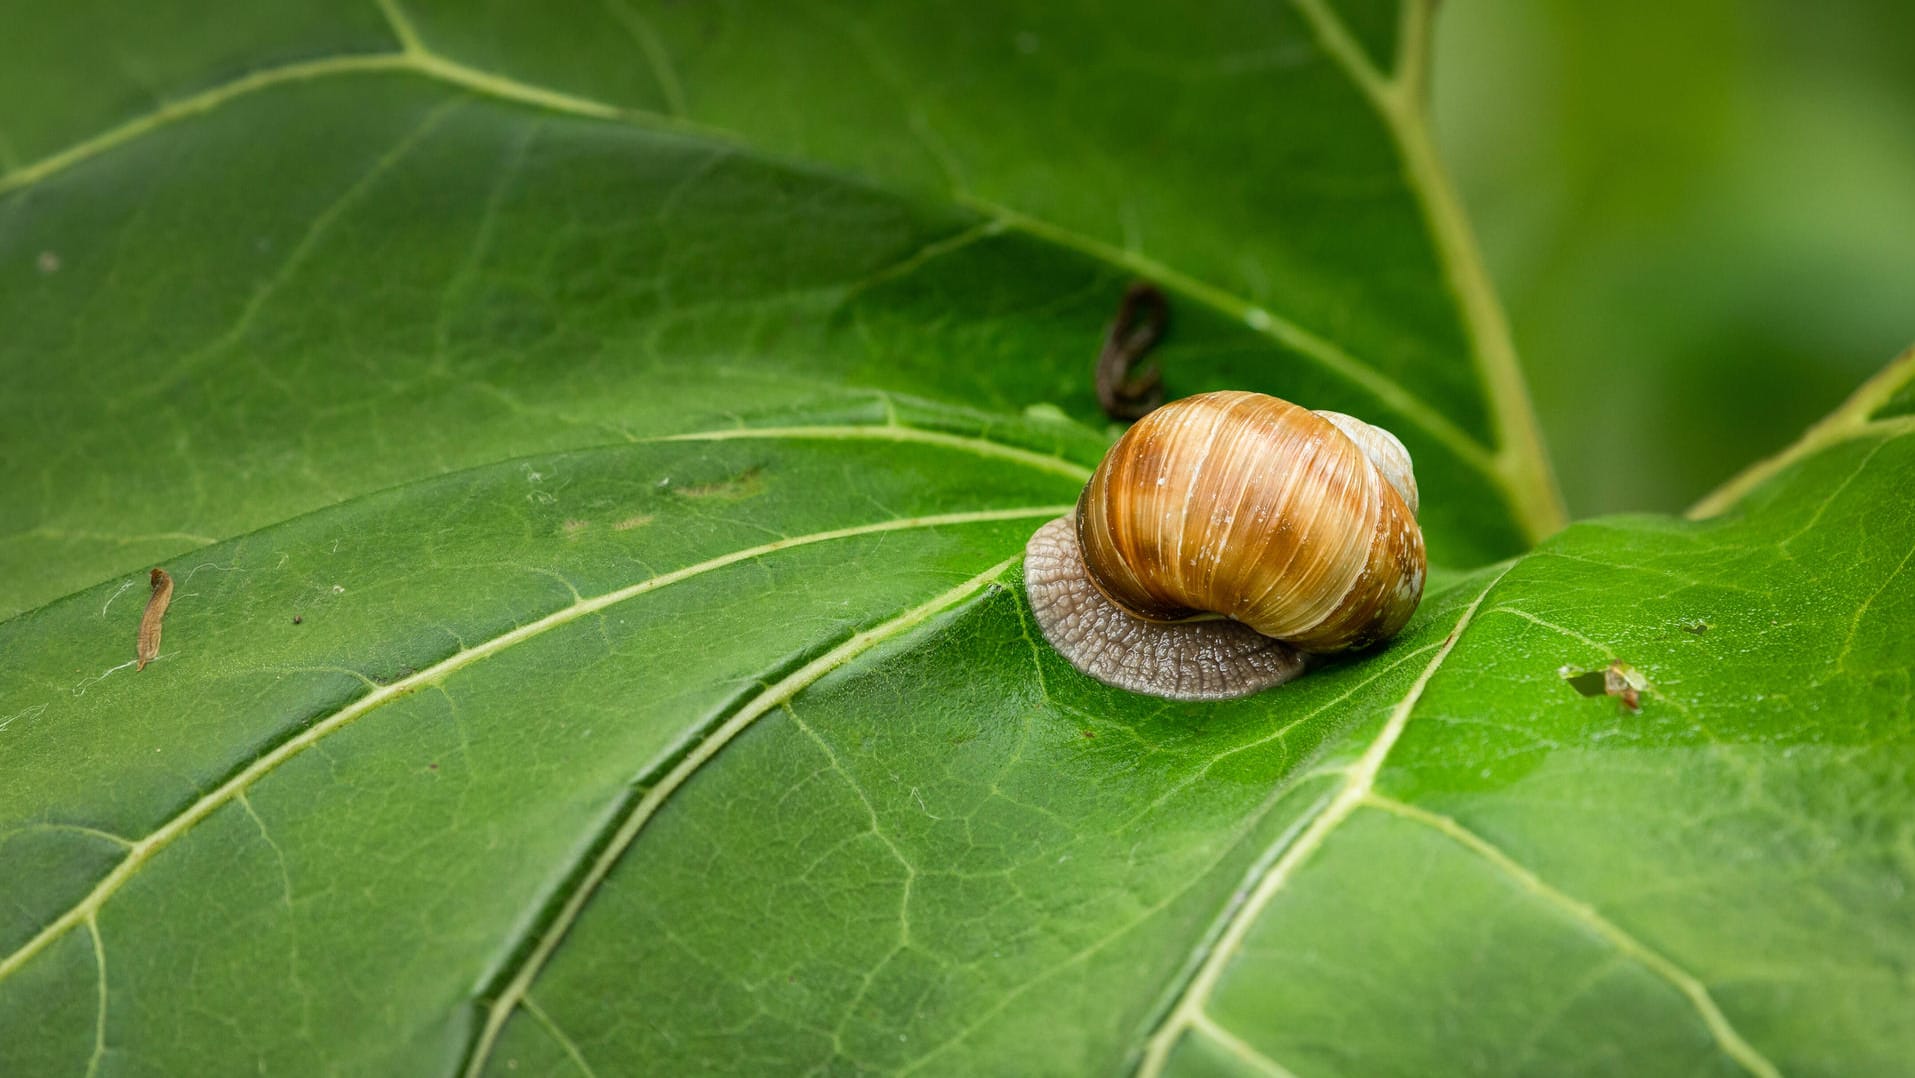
[1096,282,1168,421]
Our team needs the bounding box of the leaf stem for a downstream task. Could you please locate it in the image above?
[1689,344,1915,518]
[1288,0,1567,542]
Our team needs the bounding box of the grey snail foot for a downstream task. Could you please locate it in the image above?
[1022,515,1306,701]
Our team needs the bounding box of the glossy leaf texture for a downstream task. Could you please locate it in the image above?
[0,0,1559,620]
[2,2,1911,1076]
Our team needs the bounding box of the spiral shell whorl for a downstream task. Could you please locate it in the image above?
[1075,391,1424,654]
[1316,410,1419,518]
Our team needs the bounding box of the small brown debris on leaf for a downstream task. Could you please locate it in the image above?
[292,615,303,625]
[674,467,765,500]
[1095,281,1168,421]
[136,568,173,670]
[1603,661,1645,713]
[1558,659,1648,713]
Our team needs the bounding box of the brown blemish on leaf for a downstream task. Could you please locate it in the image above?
[369,665,417,686]
[673,467,765,500]
[1604,661,1645,713]
[1558,659,1648,713]
[613,513,655,531]
[136,568,172,670]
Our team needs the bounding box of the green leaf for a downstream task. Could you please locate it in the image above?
[3,2,1910,1077]
[0,0,1560,621]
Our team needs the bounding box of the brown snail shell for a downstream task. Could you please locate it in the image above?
[1023,391,1426,700]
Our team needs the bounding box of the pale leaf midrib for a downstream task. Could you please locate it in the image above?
[1133,564,1510,1077]
[962,196,1498,480]
[1362,793,1782,1078]
[894,773,1348,1076]
[647,423,1093,482]
[518,994,600,1078]
[1286,0,1563,541]
[891,636,1453,1073]
[0,506,1067,989]
[0,418,1082,625]
[1129,558,1780,1078]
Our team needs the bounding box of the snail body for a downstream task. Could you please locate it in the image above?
[1024,391,1425,700]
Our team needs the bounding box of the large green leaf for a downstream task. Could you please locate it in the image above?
[0,0,1560,621]
[4,2,1911,1076]
[3,363,1911,1077]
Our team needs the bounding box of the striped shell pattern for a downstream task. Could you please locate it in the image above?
[1025,391,1426,700]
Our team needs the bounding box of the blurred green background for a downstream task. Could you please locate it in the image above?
[1435,0,1915,517]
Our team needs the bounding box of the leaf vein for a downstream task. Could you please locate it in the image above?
[459,556,1021,1076]
[599,0,688,117]
[1692,345,1915,518]
[521,993,600,1078]
[1189,1010,1297,1078]
[1133,564,1510,1076]
[897,782,1345,1076]
[1361,793,1782,1078]
[142,97,463,403]
[0,40,1551,530]
[1285,0,1563,538]
[85,916,107,1078]
[647,423,1093,482]
[434,120,537,372]
[962,196,1500,477]
[0,507,1065,993]
[372,0,425,56]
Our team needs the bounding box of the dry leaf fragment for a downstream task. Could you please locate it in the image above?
[1603,660,1646,713]
[1094,281,1168,421]
[1558,658,1649,713]
[137,567,173,670]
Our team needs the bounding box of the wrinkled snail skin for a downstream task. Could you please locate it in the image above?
[1023,391,1426,701]
[1023,517,1309,701]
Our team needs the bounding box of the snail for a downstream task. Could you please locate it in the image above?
[1023,391,1425,700]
